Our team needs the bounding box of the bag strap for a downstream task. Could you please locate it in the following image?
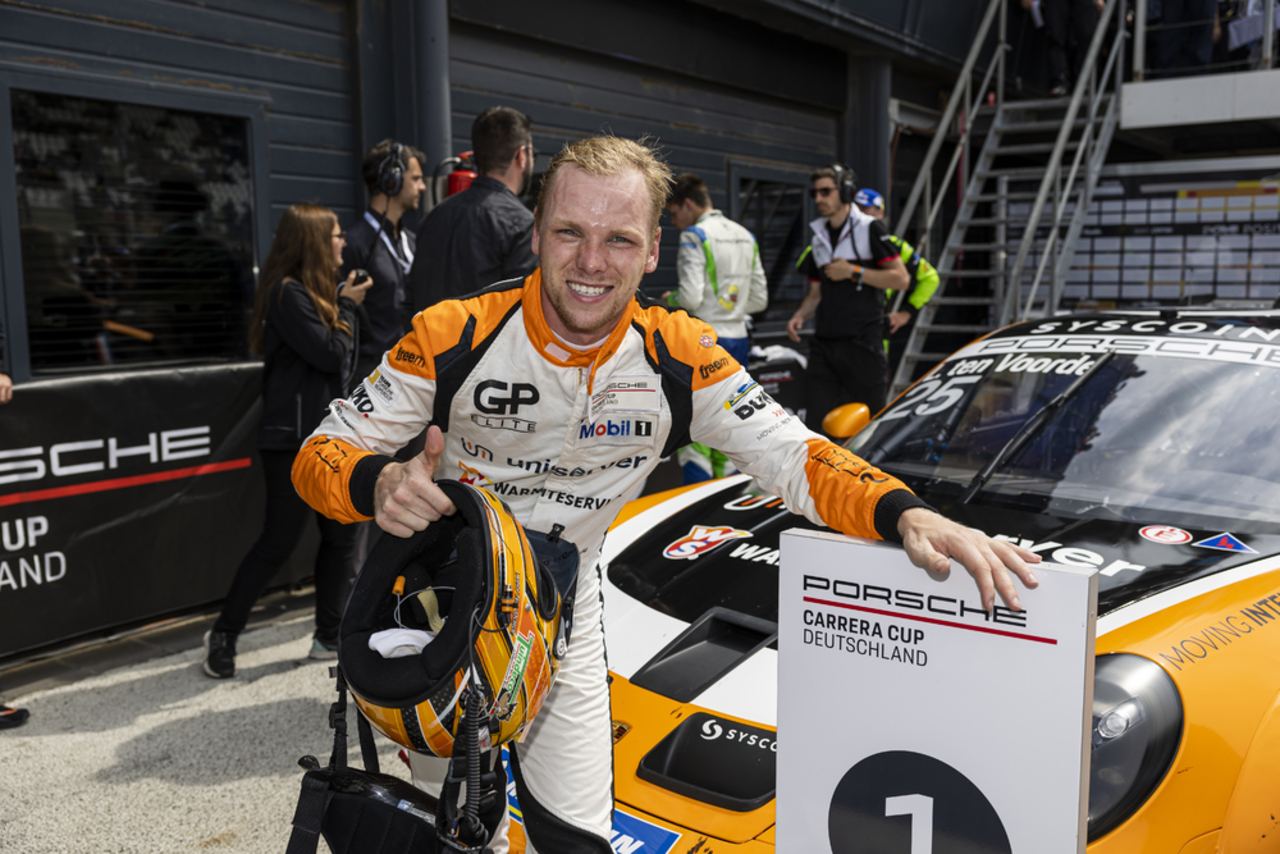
[356,706,380,774]
[328,667,349,771]
[285,772,333,854]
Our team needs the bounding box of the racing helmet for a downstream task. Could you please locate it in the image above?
[338,480,566,758]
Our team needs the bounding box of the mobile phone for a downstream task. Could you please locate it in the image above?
[353,268,372,287]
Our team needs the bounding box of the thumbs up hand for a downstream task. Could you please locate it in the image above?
[373,425,457,537]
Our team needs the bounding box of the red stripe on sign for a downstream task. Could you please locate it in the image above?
[803,596,1058,645]
[0,458,253,507]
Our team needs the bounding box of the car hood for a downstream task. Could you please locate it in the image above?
[604,476,1280,625]
[600,474,1280,844]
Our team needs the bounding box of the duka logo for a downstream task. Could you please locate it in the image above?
[662,525,751,560]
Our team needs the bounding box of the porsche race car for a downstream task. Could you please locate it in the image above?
[578,310,1280,853]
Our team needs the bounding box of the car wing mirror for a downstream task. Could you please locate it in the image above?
[821,402,870,440]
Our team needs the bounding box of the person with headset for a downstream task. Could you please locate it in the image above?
[408,106,539,311]
[342,139,427,383]
[787,164,908,433]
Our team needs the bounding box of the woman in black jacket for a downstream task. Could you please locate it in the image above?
[203,204,373,678]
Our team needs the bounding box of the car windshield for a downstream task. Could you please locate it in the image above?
[849,342,1280,531]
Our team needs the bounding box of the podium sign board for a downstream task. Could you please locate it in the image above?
[776,530,1097,854]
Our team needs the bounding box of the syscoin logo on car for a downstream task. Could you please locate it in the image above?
[699,717,777,752]
[661,526,751,560]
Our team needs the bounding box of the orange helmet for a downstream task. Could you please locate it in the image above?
[338,480,567,757]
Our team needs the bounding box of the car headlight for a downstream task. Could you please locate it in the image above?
[1088,653,1183,841]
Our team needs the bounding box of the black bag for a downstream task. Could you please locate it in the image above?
[286,669,497,854]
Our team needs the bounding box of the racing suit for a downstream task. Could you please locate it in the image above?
[670,208,768,360]
[292,269,928,852]
[669,208,769,483]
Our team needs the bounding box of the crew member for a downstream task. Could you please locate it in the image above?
[788,165,909,432]
[663,173,767,363]
[663,172,768,483]
[342,139,427,382]
[408,106,538,310]
[854,187,940,347]
[293,136,1040,853]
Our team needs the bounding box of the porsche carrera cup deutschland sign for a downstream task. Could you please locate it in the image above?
[776,530,1097,854]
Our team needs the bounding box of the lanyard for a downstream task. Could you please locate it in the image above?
[363,211,415,275]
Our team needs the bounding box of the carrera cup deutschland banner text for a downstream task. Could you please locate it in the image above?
[0,363,312,659]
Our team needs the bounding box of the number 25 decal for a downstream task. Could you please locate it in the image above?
[880,376,981,422]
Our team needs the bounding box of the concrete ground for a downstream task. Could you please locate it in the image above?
[0,589,411,854]
[0,456,685,853]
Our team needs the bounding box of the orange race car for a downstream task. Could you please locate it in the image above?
[508,309,1280,853]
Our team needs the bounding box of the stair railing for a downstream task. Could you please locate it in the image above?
[1000,0,1125,324]
[894,0,1006,248]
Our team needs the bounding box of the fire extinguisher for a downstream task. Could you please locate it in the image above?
[431,151,477,207]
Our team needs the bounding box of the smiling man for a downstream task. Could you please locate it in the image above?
[292,136,1039,853]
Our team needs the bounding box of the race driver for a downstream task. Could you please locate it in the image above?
[292,135,1041,853]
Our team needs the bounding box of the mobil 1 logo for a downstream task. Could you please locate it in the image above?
[828,751,1010,854]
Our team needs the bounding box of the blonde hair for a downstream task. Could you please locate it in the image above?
[535,136,672,233]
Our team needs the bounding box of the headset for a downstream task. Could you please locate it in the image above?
[377,141,406,197]
[831,162,858,205]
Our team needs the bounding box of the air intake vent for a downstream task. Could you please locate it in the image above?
[637,712,776,812]
[630,608,777,703]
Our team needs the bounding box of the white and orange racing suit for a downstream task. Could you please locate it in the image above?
[292,269,928,853]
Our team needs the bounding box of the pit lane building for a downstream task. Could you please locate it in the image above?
[0,0,1276,661]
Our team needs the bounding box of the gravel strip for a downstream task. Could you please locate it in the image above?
[0,613,410,854]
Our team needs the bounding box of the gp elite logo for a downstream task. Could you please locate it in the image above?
[473,380,540,432]
[471,415,537,433]
[474,381,540,414]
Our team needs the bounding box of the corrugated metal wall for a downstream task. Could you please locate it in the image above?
[0,0,358,233]
[449,22,839,291]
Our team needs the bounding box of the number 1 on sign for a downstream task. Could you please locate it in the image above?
[885,794,934,854]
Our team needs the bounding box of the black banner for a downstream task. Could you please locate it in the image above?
[0,363,313,660]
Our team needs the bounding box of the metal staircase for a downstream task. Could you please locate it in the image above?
[890,0,1126,396]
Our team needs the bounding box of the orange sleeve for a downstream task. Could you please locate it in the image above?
[803,438,931,541]
[292,436,378,524]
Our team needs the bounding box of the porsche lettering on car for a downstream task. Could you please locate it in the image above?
[574,310,1280,852]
